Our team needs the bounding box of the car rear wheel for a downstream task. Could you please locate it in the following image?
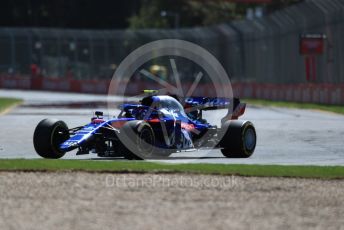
[33,119,70,159]
[219,120,256,158]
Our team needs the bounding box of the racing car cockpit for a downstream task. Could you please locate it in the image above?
[155,96,188,118]
[142,95,207,123]
[119,95,198,122]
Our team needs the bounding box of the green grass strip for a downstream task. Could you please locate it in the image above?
[0,97,23,113]
[244,98,344,115]
[0,159,343,179]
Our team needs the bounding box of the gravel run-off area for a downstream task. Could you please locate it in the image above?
[0,172,343,230]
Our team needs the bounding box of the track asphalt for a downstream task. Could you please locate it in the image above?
[0,89,343,165]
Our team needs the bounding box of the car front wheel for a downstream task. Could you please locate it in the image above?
[33,119,70,159]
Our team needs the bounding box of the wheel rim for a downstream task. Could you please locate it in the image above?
[51,125,69,154]
[244,127,256,151]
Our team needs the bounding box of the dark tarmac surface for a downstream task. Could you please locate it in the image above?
[0,89,343,165]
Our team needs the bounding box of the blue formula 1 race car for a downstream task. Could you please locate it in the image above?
[33,91,256,160]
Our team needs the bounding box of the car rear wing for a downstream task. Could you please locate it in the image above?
[183,96,246,120]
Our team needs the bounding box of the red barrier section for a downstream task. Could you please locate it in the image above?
[79,80,109,94]
[31,77,42,90]
[70,79,81,92]
[0,74,343,105]
[0,75,31,89]
[42,78,71,91]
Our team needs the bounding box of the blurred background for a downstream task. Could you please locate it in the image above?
[0,0,343,104]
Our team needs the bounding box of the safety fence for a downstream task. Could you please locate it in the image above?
[0,0,344,104]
